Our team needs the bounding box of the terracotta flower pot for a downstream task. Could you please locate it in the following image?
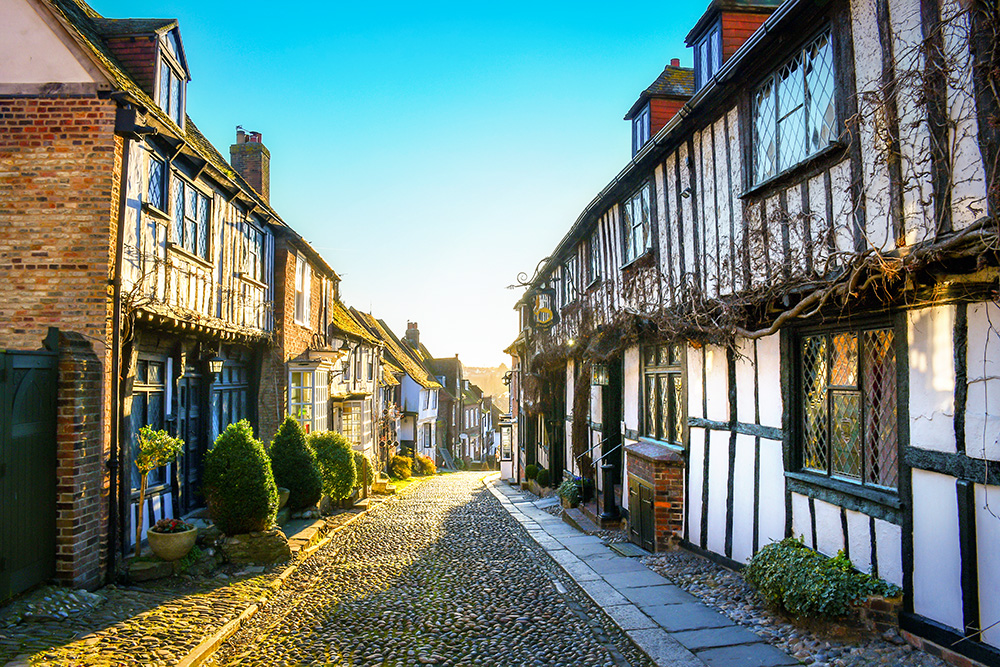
[277,487,290,510]
[147,526,198,561]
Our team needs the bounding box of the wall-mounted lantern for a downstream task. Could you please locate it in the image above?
[207,356,225,376]
[591,363,609,386]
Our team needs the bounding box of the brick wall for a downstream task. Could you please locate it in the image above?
[0,95,121,588]
[626,443,684,551]
[720,11,772,61]
[102,35,158,96]
[649,98,686,136]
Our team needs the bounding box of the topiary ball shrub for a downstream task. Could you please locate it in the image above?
[415,453,437,476]
[744,537,902,620]
[535,467,551,487]
[525,464,539,480]
[309,431,357,500]
[268,416,322,511]
[390,454,413,480]
[203,420,278,536]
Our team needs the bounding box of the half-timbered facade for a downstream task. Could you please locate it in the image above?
[510,0,998,661]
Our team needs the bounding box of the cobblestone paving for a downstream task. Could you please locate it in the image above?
[213,472,654,667]
[0,511,360,666]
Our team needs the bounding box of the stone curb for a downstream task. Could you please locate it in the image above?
[175,507,369,667]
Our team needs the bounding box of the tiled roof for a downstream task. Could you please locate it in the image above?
[353,313,441,390]
[382,364,401,386]
[90,18,176,36]
[329,300,379,346]
[625,65,694,119]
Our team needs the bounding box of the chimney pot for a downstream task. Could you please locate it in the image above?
[230,128,270,203]
[670,58,680,67]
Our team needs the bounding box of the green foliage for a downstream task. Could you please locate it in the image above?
[525,464,539,480]
[414,453,437,476]
[268,417,322,511]
[353,451,374,487]
[203,421,277,536]
[390,454,413,480]
[309,431,357,500]
[535,467,551,487]
[557,477,594,504]
[136,426,184,475]
[744,537,902,619]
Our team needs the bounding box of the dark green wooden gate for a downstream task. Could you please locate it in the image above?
[0,350,58,602]
[628,475,655,552]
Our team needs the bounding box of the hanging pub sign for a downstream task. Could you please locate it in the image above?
[531,288,558,330]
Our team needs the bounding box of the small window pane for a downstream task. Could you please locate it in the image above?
[830,332,858,387]
[148,158,164,209]
[830,391,861,479]
[754,79,777,183]
[776,55,806,171]
[169,74,182,125]
[804,33,836,153]
[159,61,170,109]
[801,335,828,472]
[863,330,898,487]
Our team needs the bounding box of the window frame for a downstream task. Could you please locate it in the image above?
[294,253,311,327]
[342,400,363,444]
[240,218,265,283]
[588,229,602,287]
[694,22,723,90]
[170,175,210,259]
[621,181,653,266]
[641,343,686,447]
[792,321,900,493]
[146,154,166,212]
[751,27,837,188]
[632,103,651,156]
[561,254,577,307]
[157,54,185,128]
[288,368,328,434]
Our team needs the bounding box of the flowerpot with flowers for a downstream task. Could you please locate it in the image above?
[133,426,184,557]
[147,518,198,561]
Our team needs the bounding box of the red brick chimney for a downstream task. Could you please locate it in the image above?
[230,128,270,202]
[670,58,680,66]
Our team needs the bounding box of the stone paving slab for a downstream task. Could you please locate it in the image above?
[485,478,800,667]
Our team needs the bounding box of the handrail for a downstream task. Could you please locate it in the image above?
[590,442,623,468]
[575,436,614,461]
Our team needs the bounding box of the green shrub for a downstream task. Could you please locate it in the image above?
[203,420,277,536]
[390,454,413,480]
[268,417,322,511]
[535,467,551,487]
[353,451,374,487]
[744,537,901,619]
[415,453,437,475]
[309,431,357,500]
[525,464,538,480]
[556,478,580,505]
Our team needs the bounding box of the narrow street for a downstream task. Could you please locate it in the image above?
[211,472,653,667]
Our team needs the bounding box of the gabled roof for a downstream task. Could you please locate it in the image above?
[382,363,401,386]
[329,300,379,346]
[625,65,694,120]
[352,313,441,390]
[686,0,783,44]
[90,18,176,36]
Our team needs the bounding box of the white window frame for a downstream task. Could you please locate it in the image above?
[288,369,328,434]
[294,253,311,327]
[695,22,722,90]
[342,400,363,444]
[622,181,652,265]
[157,48,185,128]
[632,103,651,155]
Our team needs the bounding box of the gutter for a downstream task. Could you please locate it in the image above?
[528,0,805,288]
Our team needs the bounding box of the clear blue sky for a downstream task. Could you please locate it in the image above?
[94,0,707,366]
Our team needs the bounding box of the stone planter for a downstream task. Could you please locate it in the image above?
[527,479,549,497]
[277,487,290,510]
[147,526,198,562]
[560,496,578,509]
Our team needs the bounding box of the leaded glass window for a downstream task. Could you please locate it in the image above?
[562,255,577,306]
[799,326,898,489]
[695,23,723,90]
[642,343,684,445]
[589,230,601,284]
[753,30,835,185]
[147,156,165,210]
[158,57,184,127]
[171,178,210,259]
[131,358,166,491]
[622,182,652,265]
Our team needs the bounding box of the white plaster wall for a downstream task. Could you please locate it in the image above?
[679,142,697,289]
[851,0,893,252]
[975,484,1000,647]
[845,509,872,574]
[590,385,602,426]
[665,153,680,300]
[765,194,784,275]
[908,305,957,453]
[687,346,705,420]
[700,130,719,299]
[623,346,640,432]
[791,492,812,547]
[874,520,903,587]
[705,345,729,422]
[731,433,756,564]
[757,334,782,429]
[785,184,805,275]
[830,160,855,258]
[714,117,733,297]
[0,0,98,84]
[758,438,786,547]
[687,430,705,546]
[746,200,766,289]
[912,469,963,630]
[813,498,845,558]
[808,174,830,271]
[965,301,1000,461]
[706,431,730,556]
[728,107,745,293]
[941,0,988,230]
[735,337,756,425]
[565,360,575,418]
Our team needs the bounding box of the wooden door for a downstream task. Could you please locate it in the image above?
[177,369,205,514]
[628,475,655,552]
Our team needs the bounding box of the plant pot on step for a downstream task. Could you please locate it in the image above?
[277,487,290,510]
[147,525,198,561]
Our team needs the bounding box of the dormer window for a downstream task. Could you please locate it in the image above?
[694,22,722,89]
[157,30,186,127]
[632,104,651,156]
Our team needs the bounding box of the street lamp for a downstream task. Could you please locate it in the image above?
[591,363,609,386]
[207,356,225,376]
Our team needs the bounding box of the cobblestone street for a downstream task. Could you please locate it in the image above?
[212,472,652,667]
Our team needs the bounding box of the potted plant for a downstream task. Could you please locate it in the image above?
[146,518,198,561]
[133,425,184,557]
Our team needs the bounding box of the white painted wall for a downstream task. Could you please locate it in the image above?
[731,433,756,563]
[813,498,845,558]
[874,520,903,587]
[845,509,872,573]
[965,301,1000,461]
[791,492,812,547]
[623,346,640,432]
[687,346,705,421]
[704,345,729,422]
[735,338,756,425]
[686,429,705,546]
[0,0,99,84]
[706,431,730,556]
[908,305,957,453]
[975,484,1000,647]
[757,334,782,429]
[912,469,964,630]
[758,438,786,548]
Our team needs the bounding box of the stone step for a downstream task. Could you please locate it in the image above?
[561,507,602,535]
